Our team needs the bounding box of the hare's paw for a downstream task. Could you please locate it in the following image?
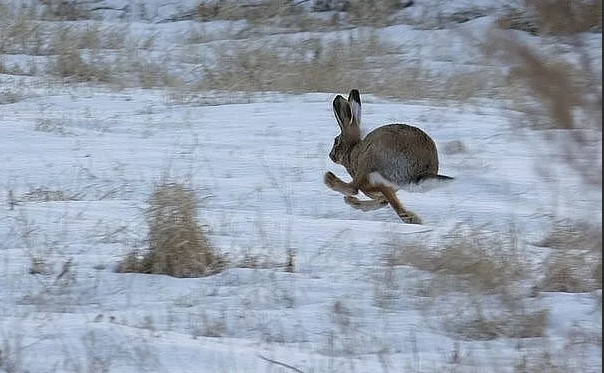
[324,171,340,189]
[325,172,358,195]
[345,196,388,211]
[399,210,423,225]
[344,195,364,209]
[376,199,389,209]
[344,195,359,203]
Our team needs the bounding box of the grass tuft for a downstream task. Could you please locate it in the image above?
[536,220,602,252]
[538,251,601,293]
[347,0,404,26]
[534,220,601,293]
[117,181,226,278]
[388,229,526,294]
[387,226,553,340]
[40,0,92,21]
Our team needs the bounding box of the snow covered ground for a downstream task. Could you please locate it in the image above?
[0,1,601,372]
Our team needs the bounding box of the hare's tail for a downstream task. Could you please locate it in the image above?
[432,174,454,182]
[404,174,454,193]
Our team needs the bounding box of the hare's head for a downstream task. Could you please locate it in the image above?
[329,89,362,165]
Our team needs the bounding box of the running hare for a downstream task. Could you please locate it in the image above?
[324,89,452,224]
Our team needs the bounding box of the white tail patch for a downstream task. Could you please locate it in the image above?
[402,177,452,193]
[369,172,453,193]
[368,172,400,190]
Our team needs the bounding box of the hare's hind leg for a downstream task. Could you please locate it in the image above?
[377,186,422,224]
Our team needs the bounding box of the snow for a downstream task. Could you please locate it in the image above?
[0,1,602,373]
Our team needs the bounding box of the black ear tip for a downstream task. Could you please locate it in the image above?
[349,89,361,103]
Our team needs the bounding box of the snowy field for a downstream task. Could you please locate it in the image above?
[0,1,602,372]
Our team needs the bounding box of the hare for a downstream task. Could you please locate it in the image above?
[324,89,452,224]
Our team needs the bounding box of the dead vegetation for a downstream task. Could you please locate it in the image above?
[39,0,93,21]
[535,220,602,293]
[536,219,602,252]
[0,13,176,87]
[498,0,602,35]
[195,31,496,100]
[1,0,502,99]
[196,0,303,23]
[538,252,601,292]
[51,43,112,83]
[388,228,526,294]
[451,306,549,340]
[18,187,80,202]
[388,221,601,340]
[480,1,603,295]
[386,227,551,340]
[347,0,407,26]
[484,2,602,186]
[117,181,226,278]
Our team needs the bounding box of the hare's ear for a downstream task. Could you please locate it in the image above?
[333,94,353,132]
[348,89,361,126]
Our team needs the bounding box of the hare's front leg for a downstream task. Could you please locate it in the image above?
[344,196,388,211]
[325,172,389,211]
[344,188,389,211]
[324,171,359,196]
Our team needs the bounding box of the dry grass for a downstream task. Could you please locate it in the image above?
[236,253,283,269]
[536,219,602,252]
[499,0,602,35]
[51,44,112,83]
[196,0,302,23]
[196,32,495,100]
[485,34,599,129]
[18,187,80,202]
[39,0,93,21]
[515,351,574,373]
[1,2,497,99]
[514,324,602,373]
[347,0,405,26]
[0,9,46,56]
[196,33,386,93]
[388,228,526,294]
[487,0,602,138]
[193,0,339,32]
[387,227,552,340]
[538,252,601,292]
[46,25,178,87]
[482,0,603,294]
[535,221,602,292]
[484,21,602,185]
[0,88,23,104]
[117,181,225,278]
[49,26,105,76]
[0,16,128,56]
[0,14,175,87]
[451,306,549,340]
